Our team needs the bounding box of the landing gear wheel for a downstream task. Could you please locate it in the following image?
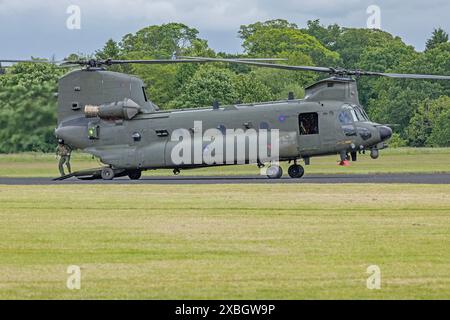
[266,165,283,179]
[288,164,305,179]
[102,167,114,180]
[370,148,379,159]
[101,167,115,180]
[173,168,180,176]
[128,170,142,180]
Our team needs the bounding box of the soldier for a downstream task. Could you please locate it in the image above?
[56,139,72,176]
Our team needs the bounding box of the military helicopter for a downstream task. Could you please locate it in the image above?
[1,57,449,180]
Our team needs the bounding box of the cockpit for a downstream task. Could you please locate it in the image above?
[339,104,370,124]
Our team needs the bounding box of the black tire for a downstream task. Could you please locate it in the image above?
[128,170,142,180]
[101,167,115,180]
[267,165,283,179]
[288,164,305,179]
[370,149,379,159]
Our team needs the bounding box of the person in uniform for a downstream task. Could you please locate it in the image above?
[56,139,72,176]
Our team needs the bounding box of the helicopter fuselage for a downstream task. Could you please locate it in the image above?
[56,97,390,170]
[54,69,392,178]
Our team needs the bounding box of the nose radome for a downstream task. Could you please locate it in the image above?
[55,127,68,141]
[378,126,393,141]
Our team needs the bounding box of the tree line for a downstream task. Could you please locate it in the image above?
[0,19,449,153]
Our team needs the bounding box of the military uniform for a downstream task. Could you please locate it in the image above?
[56,144,72,176]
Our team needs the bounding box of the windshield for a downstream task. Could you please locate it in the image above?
[339,109,353,124]
[340,104,370,123]
[339,105,354,124]
[353,105,369,121]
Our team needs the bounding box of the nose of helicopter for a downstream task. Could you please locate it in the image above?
[55,126,68,142]
[54,125,83,148]
[378,126,393,141]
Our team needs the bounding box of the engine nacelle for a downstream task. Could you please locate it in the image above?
[85,98,141,120]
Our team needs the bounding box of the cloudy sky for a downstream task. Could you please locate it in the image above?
[1,0,449,60]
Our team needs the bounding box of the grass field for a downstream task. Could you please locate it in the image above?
[0,148,449,299]
[0,147,449,177]
[0,184,449,299]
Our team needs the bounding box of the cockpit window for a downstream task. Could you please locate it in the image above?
[353,105,368,121]
[142,87,148,102]
[339,110,353,125]
[350,109,358,122]
[341,104,369,122]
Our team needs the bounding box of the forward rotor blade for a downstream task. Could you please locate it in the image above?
[370,72,450,80]
[180,57,333,73]
[102,58,287,65]
[181,57,450,80]
[107,59,209,65]
[181,56,287,62]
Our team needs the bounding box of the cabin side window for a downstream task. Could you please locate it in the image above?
[299,112,319,135]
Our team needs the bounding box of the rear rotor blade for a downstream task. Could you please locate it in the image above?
[61,57,288,68]
[0,59,73,68]
[0,59,57,64]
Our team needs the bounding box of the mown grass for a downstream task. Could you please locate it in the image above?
[0,184,449,299]
[0,148,449,177]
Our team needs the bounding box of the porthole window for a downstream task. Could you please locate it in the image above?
[132,132,141,142]
[217,125,226,135]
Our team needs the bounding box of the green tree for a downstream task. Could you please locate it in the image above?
[233,73,274,103]
[0,62,64,153]
[238,19,340,66]
[239,19,298,40]
[249,52,317,100]
[118,24,215,108]
[425,28,449,51]
[120,23,204,58]
[95,39,121,60]
[368,79,442,135]
[366,41,450,142]
[428,109,450,146]
[406,96,450,146]
[334,28,404,69]
[304,19,342,51]
[356,38,418,107]
[171,65,237,108]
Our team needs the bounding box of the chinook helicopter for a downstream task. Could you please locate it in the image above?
[2,57,449,180]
